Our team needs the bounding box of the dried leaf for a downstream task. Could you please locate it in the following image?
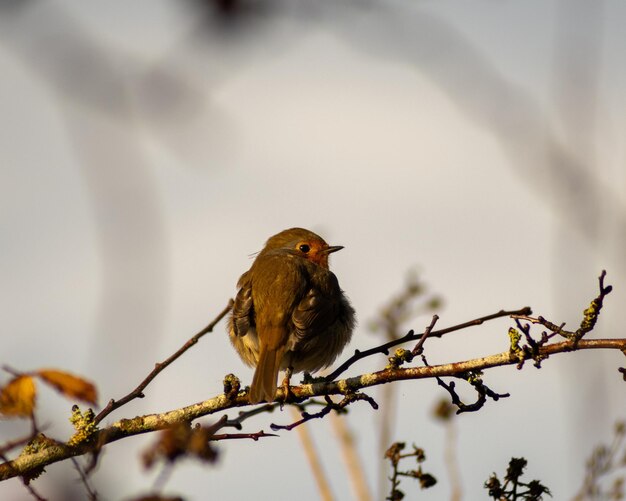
[37,369,98,406]
[143,422,218,469]
[0,376,36,417]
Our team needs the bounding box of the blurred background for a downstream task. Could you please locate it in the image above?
[1,0,625,499]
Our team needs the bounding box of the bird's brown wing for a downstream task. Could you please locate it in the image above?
[291,287,339,343]
[232,272,255,337]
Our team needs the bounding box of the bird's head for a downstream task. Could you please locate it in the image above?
[263,227,343,269]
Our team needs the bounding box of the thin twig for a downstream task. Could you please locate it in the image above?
[1,365,22,377]
[22,481,46,501]
[0,434,37,456]
[271,396,338,432]
[221,403,277,430]
[412,314,439,356]
[0,451,45,501]
[95,300,233,424]
[72,458,98,501]
[271,394,378,432]
[211,431,277,441]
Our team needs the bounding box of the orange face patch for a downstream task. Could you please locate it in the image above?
[295,239,330,268]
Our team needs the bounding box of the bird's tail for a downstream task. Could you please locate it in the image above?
[250,346,283,403]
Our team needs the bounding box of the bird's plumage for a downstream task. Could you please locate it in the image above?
[229,228,355,403]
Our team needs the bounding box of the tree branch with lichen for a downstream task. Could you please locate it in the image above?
[0,271,620,494]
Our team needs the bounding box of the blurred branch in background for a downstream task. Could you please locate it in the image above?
[572,421,626,501]
[292,405,335,501]
[433,398,462,501]
[330,409,373,501]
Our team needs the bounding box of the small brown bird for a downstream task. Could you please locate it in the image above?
[229,228,355,403]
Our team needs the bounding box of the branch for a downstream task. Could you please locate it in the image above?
[94,300,233,424]
[325,307,532,381]
[3,336,625,481]
[411,315,439,356]
[270,394,378,432]
[0,434,37,456]
[208,431,277,441]
[71,458,98,501]
[0,273,614,482]
[435,376,510,414]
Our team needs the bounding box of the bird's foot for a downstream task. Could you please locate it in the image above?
[278,366,295,408]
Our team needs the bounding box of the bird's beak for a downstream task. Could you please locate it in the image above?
[323,245,344,254]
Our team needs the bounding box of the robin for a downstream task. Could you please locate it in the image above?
[229,228,355,403]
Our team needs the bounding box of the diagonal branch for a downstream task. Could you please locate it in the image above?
[94,300,233,424]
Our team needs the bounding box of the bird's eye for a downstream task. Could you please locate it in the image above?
[299,244,310,253]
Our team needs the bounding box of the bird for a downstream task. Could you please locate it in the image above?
[229,227,355,403]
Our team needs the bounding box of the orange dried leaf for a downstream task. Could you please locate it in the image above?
[0,376,36,418]
[37,369,98,406]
